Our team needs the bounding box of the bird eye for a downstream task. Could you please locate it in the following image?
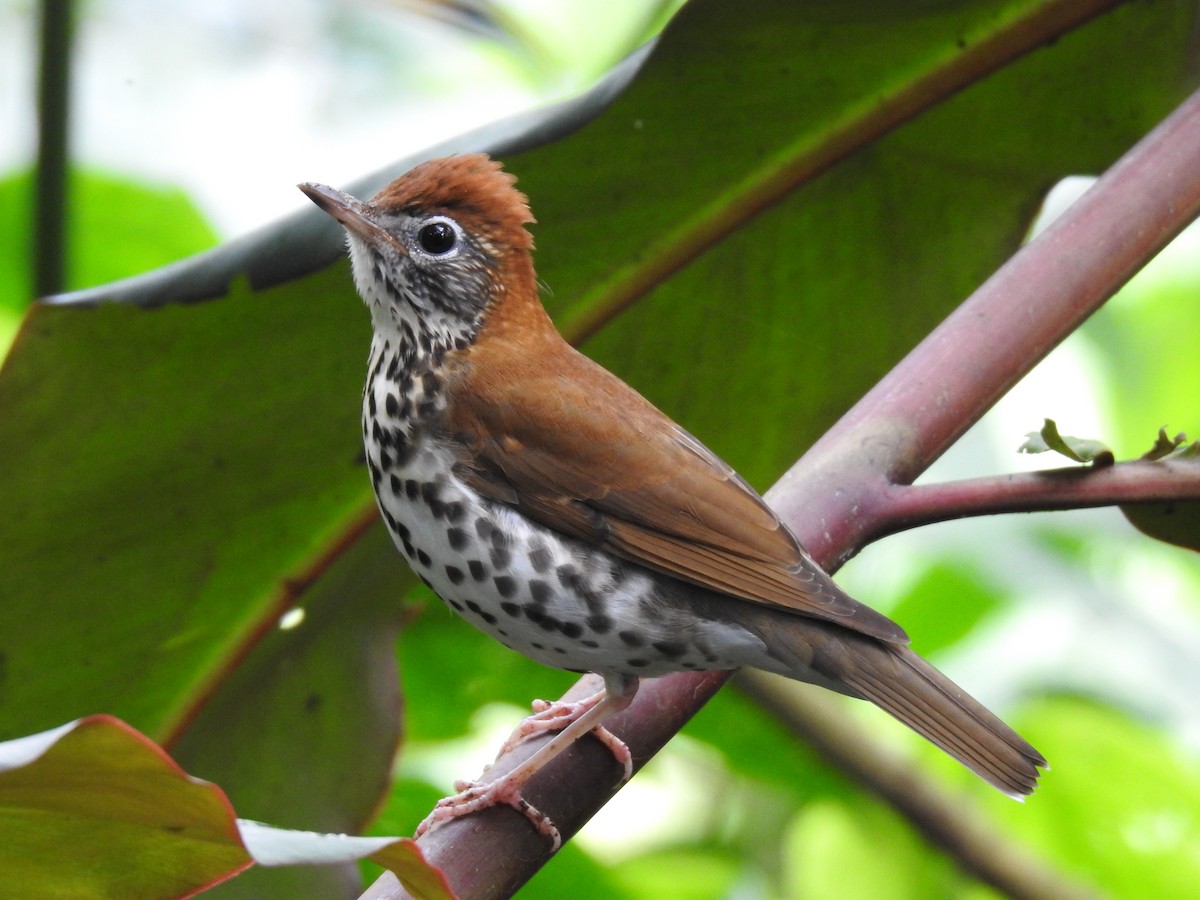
[417,219,457,255]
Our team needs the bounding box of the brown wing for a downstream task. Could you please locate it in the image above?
[445,333,907,644]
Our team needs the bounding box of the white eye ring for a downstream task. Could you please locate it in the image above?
[415,216,461,257]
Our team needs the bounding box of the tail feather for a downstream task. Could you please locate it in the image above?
[844,653,1044,796]
[744,611,1046,796]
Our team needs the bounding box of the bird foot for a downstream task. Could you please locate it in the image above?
[415,677,639,850]
[498,694,634,782]
[414,776,562,851]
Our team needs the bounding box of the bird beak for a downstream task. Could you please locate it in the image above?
[298,182,406,254]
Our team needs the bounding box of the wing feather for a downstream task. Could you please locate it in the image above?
[445,336,906,644]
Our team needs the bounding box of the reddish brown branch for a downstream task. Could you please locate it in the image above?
[770,83,1200,567]
[868,458,1200,541]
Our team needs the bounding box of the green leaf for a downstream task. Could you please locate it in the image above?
[1119,428,1200,550]
[1141,427,1199,461]
[0,717,454,900]
[0,267,371,741]
[1122,499,1200,553]
[0,716,250,899]
[1019,418,1115,465]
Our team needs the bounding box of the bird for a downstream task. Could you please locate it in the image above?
[298,154,1046,848]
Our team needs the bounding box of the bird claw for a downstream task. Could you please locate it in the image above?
[414,778,562,851]
[415,679,639,851]
[500,695,634,782]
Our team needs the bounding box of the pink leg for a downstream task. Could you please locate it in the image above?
[415,674,639,850]
[496,689,633,781]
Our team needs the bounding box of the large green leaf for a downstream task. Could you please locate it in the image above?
[0,716,454,900]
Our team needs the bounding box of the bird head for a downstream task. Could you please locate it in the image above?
[300,154,537,353]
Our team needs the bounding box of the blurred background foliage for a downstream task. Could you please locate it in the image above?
[1,0,1199,897]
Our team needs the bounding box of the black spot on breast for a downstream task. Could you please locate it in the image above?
[385,394,399,416]
[420,481,440,506]
[401,539,415,557]
[446,598,464,612]
[500,601,520,617]
[445,565,464,585]
[626,659,649,668]
[528,580,551,605]
[416,549,431,567]
[494,576,516,598]
[404,480,420,501]
[465,600,497,626]
[389,474,402,495]
[580,639,599,649]
[586,614,612,634]
[388,434,412,466]
[529,544,552,573]
[556,564,580,590]
[444,502,465,522]
[368,392,377,417]
[652,641,686,658]
[490,545,511,570]
[618,630,644,647]
[446,527,467,551]
[560,621,583,639]
[468,560,487,581]
[474,517,494,541]
[578,588,604,613]
[525,605,560,633]
[422,371,440,395]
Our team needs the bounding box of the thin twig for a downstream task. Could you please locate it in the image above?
[869,458,1200,542]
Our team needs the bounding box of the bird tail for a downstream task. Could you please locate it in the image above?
[745,612,1046,797]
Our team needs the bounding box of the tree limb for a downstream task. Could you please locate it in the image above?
[869,458,1200,542]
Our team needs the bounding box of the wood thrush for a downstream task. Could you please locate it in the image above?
[299,154,1045,848]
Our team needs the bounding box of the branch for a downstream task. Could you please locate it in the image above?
[869,457,1200,541]
[368,58,1200,900]
[34,0,74,297]
[735,672,1100,900]
[770,81,1200,566]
